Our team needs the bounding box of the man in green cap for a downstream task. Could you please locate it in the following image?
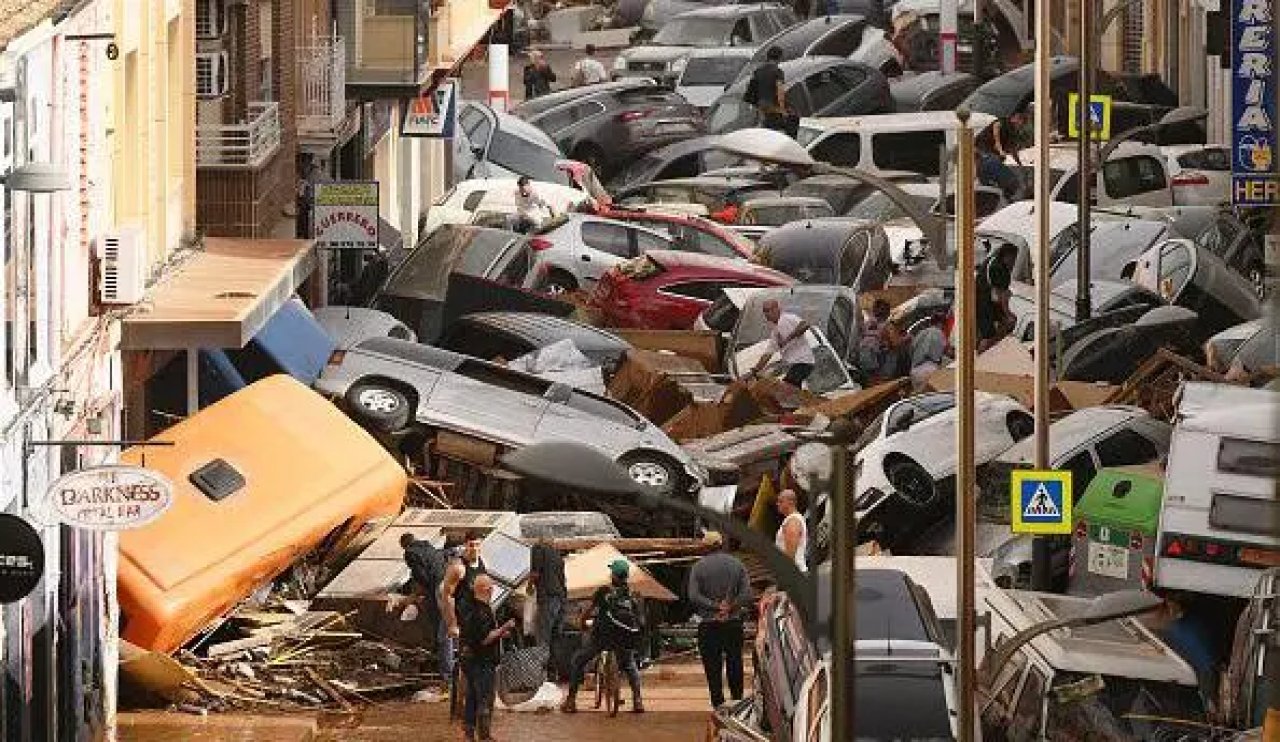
[560,559,645,714]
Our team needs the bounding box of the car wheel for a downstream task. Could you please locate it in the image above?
[542,270,578,296]
[618,451,679,497]
[885,458,937,507]
[345,381,412,434]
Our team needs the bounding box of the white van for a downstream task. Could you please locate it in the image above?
[796,110,996,177]
[1154,382,1280,598]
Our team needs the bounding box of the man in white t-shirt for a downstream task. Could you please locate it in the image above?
[747,299,815,389]
[774,489,808,573]
[571,45,609,86]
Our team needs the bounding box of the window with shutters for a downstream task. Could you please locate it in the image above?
[195,52,229,99]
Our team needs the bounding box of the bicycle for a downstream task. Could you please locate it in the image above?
[593,647,623,717]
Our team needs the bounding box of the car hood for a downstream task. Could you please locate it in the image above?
[620,46,698,64]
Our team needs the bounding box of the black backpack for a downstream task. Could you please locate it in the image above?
[404,540,447,600]
[601,587,642,640]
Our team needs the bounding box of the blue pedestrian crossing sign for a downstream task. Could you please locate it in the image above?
[1067,93,1112,141]
[1010,470,1073,535]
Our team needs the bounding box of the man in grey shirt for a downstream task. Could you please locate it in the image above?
[687,547,752,708]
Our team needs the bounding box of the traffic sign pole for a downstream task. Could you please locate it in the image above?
[1031,0,1054,592]
[1076,0,1093,324]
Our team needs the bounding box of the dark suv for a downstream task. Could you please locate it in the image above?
[513,80,703,179]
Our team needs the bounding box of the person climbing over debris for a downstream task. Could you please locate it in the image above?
[746,299,814,389]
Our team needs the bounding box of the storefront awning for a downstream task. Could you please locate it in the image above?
[121,238,317,351]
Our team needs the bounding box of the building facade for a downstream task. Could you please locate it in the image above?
[0,0,195,739]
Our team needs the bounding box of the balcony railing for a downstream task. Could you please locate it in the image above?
[297,36,347,135]
[196,102,282,168]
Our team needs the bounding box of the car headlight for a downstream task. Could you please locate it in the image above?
[854,487,885,513]
[671,57,687,74]
[614,56,628,72]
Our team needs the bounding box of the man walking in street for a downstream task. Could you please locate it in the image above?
[747,46,790,134]
[461,574,516,742]
[571,44,609,86]
[523,50,557,99]
[529,537,567,647]
[688,545,752,708]
[561,560,646,714]
[441,530,487,721]
[774,490,808,573]
[746,299,814,389]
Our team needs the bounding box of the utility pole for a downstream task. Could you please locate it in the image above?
[940,0,959,73]
[829,419,857,742]
[953,106,978,742]
[488,43,510,113]
[1030,0,1054,591]
[1075,0,1094,323]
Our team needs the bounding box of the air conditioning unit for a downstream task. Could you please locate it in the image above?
[97,226,148,305]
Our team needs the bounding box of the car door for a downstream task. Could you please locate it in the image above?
[535,386,641,458]
[802,67,852,116]
[425,359,550,445]
[577,219,638,283]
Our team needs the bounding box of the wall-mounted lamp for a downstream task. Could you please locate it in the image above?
[4,163,71,193]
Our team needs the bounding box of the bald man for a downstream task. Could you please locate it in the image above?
[775,489,808,573]
[747,299,815,389]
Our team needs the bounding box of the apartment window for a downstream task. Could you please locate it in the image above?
[195,52,229,99]
[259,1,274,102]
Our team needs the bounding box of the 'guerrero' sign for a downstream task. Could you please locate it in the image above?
[50,465,174,531]
[314,181,380,250]
[1232,0,1278,206]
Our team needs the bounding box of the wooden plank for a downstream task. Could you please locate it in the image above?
[433,430,499,467]
[207,633,277,659]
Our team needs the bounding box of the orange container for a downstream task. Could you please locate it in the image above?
[119,375,406,653]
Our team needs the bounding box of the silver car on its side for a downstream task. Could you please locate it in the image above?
[316,338,705,501]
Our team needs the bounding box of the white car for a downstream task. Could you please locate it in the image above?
[531,214,694,294]
[421,178,590,236]
[852,391,1033,510]
[674,48,755,109]
[1014,141,1176,207]
[1163,144,1232,207]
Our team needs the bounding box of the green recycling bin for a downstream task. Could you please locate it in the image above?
[1068,464,1165,597]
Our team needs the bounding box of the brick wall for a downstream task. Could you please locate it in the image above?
[196,0,301,238]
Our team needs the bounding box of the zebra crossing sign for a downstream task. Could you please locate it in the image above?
[1010,470,1073,535]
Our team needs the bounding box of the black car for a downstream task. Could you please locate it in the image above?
[732,15,878,84]
[755,218,894,290]
[438,312,632,372]
[890,70,980,112]
[782,172,931,215]
[513,81,703,179]
[606,135,745,190]
[369,225,571,343]
[707,57,891,134]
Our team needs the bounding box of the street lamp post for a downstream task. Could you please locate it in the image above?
[1076,0,1094,323]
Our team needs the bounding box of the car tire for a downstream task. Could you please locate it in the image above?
[885,457,937,508]
[618,451,680,497]
[345,381,412,434]
[542,270,578,296]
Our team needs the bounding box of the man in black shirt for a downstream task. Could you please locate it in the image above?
[977,247,1016,351]
[529,539,567,647]
[560,560,645,714]
[749,46,789,133]
[461,574,516,742]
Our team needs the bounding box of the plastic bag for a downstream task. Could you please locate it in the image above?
[522,593,538,637]
[498,681,564,712]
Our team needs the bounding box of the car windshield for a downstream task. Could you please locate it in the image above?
[487,131,563,183]
[847,191,935,222]
[653,18,735,45]
[745,204,832,226]
[681,55,751,85]
[854,663,953,740]
[735,292,840,348]
[708,100,752,133]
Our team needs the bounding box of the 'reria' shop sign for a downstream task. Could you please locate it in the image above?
[1232,0,1278,206]
[313,181,381,250]
[50,465,174,531]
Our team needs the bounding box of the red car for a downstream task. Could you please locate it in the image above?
[596,207,757,262]
[590,249,796,330]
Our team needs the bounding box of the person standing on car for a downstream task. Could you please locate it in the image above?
[976,110,1028,200]
[528,538,567,647]
[774,489,808,573]
[747,47,789,134]
[571,44,609,86]
[461,574,516,742]
[688,545,752,708]
[746,299,815,389]
[560,560,645,714]
[523,50,557,99]
[513,176,555,233]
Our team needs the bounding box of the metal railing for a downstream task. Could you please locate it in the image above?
[297,37,347,134]
[196,102,281,168]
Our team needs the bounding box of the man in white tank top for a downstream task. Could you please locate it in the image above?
[774,489,808,573]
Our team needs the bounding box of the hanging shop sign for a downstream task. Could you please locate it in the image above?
[49,465,174,531]
[1231,0,1277,206]
[313,181,381,250]
[401,80,458,139]
[0,514,44,604]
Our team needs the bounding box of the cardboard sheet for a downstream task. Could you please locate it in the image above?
[562,544,677,602]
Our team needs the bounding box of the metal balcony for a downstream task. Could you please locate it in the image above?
[196,102,282,169]
[297,36,348,136]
